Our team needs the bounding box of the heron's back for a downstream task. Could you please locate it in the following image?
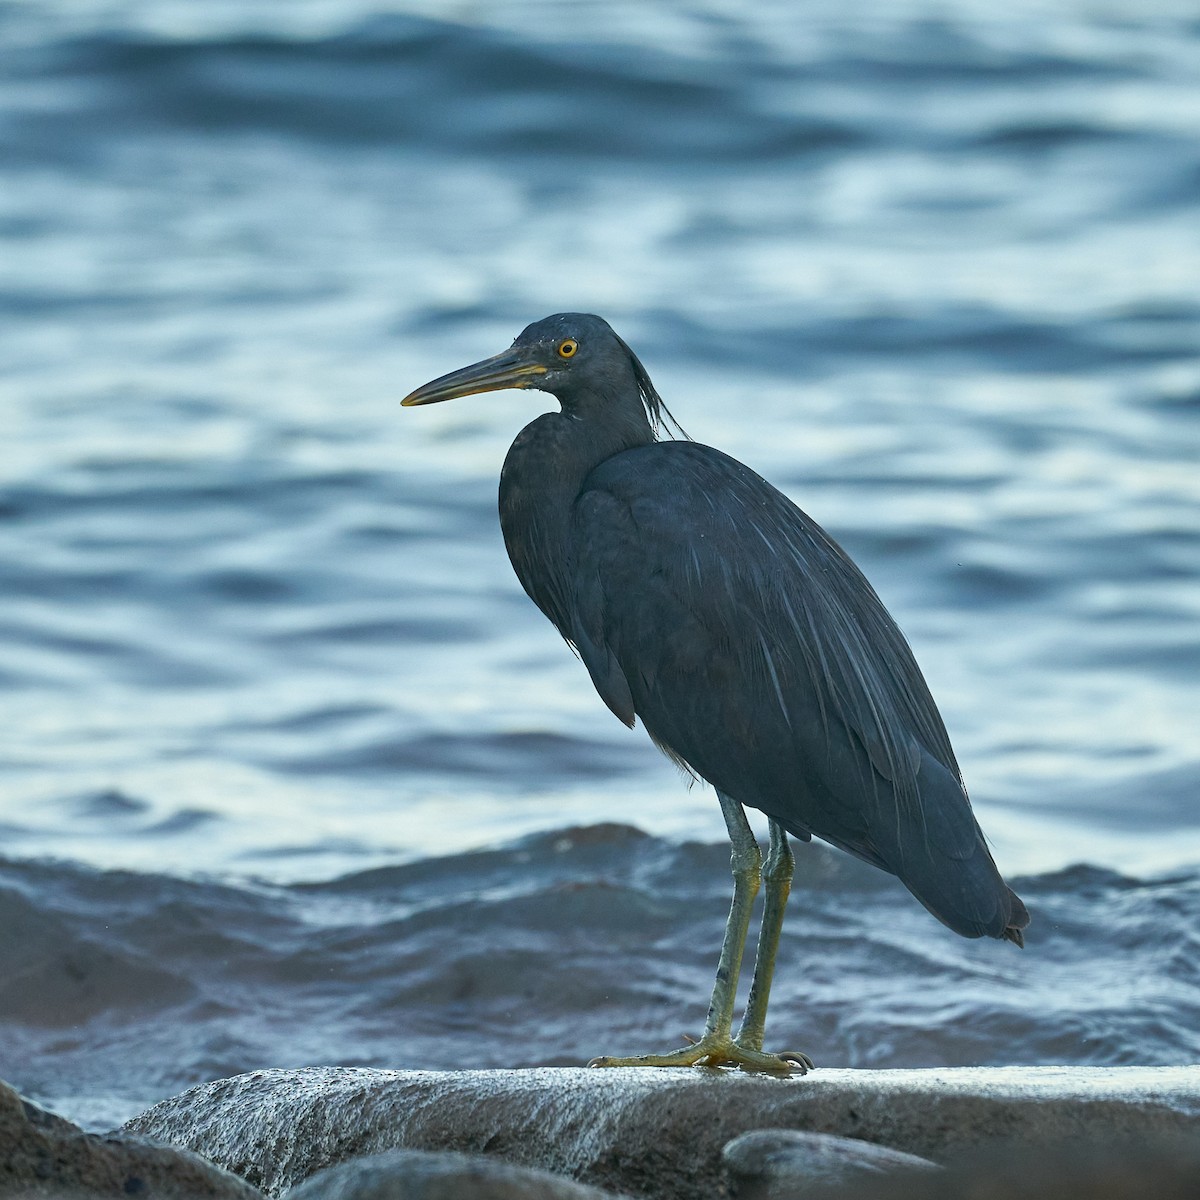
[567,440,1028,944]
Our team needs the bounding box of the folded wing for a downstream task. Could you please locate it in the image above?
[568,440,1026,943]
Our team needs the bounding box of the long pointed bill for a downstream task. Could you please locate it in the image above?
[401,347,548,407]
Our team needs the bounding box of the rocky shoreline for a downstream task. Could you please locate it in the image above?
[4,1066,1200,1198]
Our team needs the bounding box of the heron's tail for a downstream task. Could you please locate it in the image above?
[1001,886,1030,947]
[900,848,1029,945]
[880,747,1031,945]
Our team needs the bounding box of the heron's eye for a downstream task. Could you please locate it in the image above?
[557,339,578,359]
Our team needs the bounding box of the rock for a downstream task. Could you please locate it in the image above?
[0,1076,262,1199]
[285,1148,625,1199]
[722,1129,938,1199]
[120,1065,1200,1200]
[819,1135,1200,1199]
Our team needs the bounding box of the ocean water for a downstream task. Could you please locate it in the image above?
[1,0,1198,1130]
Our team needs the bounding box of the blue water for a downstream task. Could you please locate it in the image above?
[1,0,1198,1130]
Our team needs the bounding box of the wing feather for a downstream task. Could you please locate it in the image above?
[569,441,1003,925]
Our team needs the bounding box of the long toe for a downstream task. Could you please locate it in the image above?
[588,1035,810,1074]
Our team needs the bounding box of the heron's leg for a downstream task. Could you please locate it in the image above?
[589,794,805,1073]
[733,821,812,1069]
[698,790,762,1040]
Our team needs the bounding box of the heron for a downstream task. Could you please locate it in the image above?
[402,313,1028,1073]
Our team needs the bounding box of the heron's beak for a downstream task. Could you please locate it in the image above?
[401,346,548,407]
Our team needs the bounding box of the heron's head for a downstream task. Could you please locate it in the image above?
[402,313,682,436]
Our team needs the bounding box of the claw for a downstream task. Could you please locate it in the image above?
[737,1048,813,1074]
[780,1050,815,1071]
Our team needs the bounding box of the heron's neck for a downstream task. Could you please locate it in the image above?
[499,397,653,632]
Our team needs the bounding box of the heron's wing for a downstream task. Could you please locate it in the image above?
[569,440,979,870]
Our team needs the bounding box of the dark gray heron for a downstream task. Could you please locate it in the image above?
[402,313,1028,1073]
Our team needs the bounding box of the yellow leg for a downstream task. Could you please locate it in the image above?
[734,821,812,1070]
[589,799,810,1073]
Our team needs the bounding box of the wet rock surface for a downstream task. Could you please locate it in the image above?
[722,1129,939,1199]
[820,1135,1200,1200]
[284,1149,626,1199]
[120,1065,1200,1200]
[0,1077,261,1199]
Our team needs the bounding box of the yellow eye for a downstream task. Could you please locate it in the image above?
[557,339,578,359]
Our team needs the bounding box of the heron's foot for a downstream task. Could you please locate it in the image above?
[588,1034,812,1074]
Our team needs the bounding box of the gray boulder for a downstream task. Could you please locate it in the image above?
[818,1135,1200,1199]
[722,1129,938,1199]
[121,1065,1200,1200]
[284,1148,625,1199]
[0,1076,261,1199]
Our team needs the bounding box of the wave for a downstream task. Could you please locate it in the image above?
[3,825,1199,1128]
[4,18,856,161]
[4,12,1158,163]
